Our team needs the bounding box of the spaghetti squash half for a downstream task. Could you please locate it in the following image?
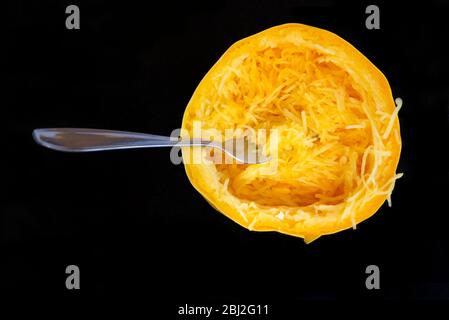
[181,23,402,242]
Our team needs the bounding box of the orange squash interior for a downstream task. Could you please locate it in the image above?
[181,23,402,242]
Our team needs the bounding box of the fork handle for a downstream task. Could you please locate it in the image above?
[32,128,208,152]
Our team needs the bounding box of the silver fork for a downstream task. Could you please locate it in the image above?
[32,128,271,164]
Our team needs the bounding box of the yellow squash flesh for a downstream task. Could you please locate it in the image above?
[181,23,401,242]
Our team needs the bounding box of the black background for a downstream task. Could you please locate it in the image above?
[4,0,449,313]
